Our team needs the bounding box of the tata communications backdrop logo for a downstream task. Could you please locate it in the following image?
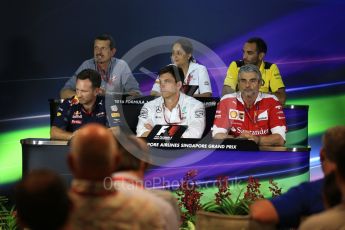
[107,36,227,167]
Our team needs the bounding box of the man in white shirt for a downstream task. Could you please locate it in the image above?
[136,65,205,138]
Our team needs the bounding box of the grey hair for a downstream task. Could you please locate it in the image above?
[238,64,262,82]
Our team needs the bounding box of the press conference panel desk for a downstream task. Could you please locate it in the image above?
[21,138,310,188]
[21,138,72,184]
[50,97,309,146]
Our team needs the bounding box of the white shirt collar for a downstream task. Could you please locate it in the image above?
[186,62,198,76]
[236,92,263,105]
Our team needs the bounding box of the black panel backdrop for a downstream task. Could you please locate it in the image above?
[0,0,317,121]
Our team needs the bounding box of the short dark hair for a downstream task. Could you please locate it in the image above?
[246,37,267,54]
[322,172,341,208]
[158,65,184,83]
[15,169,71,230]
[76,69,101,88]
[95,34,116,49]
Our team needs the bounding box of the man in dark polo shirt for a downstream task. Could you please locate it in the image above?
[51,69,108,140]
[250,126,345,228]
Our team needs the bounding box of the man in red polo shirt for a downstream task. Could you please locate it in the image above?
[212,64,286,146]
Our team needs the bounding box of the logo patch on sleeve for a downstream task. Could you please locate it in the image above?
[229,109,244,121]
[257,110,268,121]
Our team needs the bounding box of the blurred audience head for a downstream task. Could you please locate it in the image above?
[15,169,71,230]
[320,125,345,175]
[329,126,345,193]
[114,134,150,176]
[69,123,119,180]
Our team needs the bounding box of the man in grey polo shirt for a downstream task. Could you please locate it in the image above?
[60,34,141,99]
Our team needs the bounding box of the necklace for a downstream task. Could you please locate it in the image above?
[243,102,259,125]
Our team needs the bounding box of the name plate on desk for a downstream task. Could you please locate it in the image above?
[147,125,188,141]
[21,138,309,190]
[146,137,259,151]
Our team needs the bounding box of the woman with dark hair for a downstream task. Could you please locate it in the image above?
[151,38,212,97]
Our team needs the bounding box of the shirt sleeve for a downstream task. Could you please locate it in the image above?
[211,97,231,137]
[182,100,205,138]
[121,62,142,94]
[197,65,212,94]
[223,61,238,90]
[136,103,153,137]
[268,97,287,140]
[52,100,70,130]
[270,180,324,228]
[269,64,285,92]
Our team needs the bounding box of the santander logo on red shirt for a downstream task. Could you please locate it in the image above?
[233,127,269,136]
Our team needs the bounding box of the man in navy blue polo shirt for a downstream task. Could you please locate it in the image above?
[250,126,344,228]
[51,69,108,140]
